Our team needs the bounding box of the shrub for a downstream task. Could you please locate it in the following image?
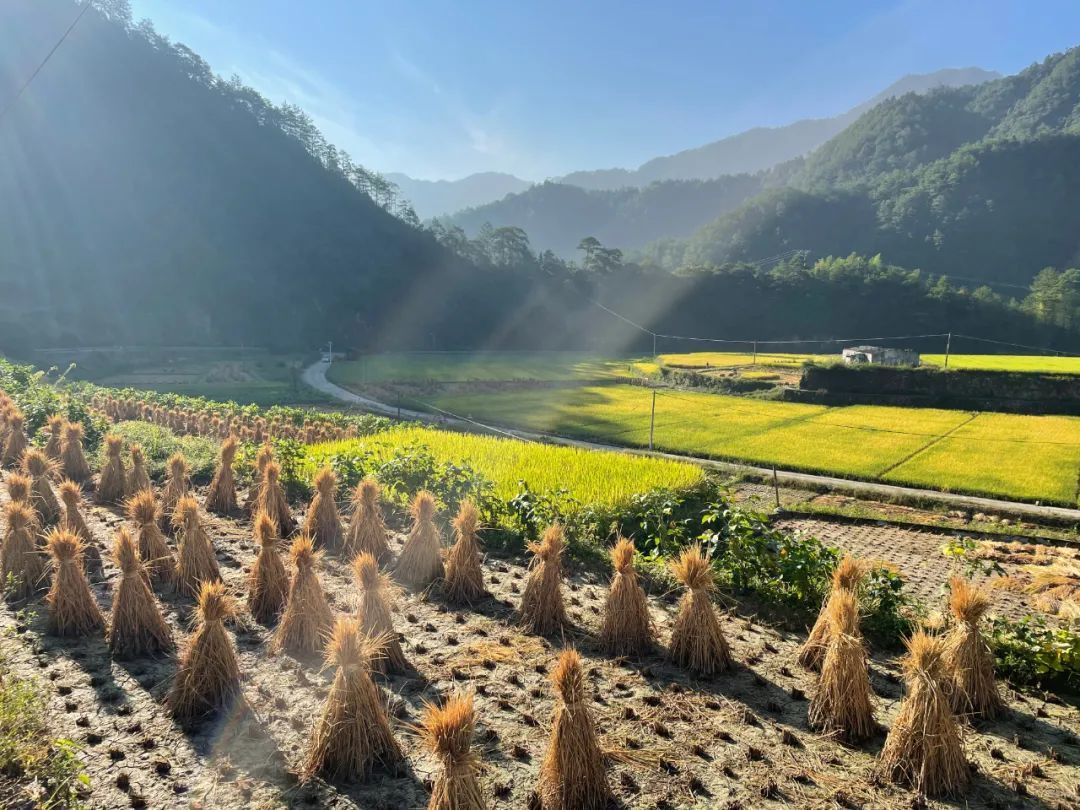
[0,358,106,451]
[988,615,1080,688]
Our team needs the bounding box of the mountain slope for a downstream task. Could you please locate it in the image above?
[386,172,533,219]
[652,49,1080,283]
[0,0,541,351]
[445,175,763,258]
[559,68,999,190]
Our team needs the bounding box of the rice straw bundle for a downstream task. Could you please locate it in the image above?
[353,552,408,674]
[107,527,174,657]
[808,590,875,742]
[537,649,610,810]
[303,467,343,550]
[60,421,92,484]
[876,631,969,796]
[942,576,1003,720]
[126,490,176,587]
[420,691,485,810]
[343,478,389,560]
[254,461,296,536]
[600,537,654,657]
[167,581,242,723]
[43,414,65,460]
[6,472,32,506]
[668,545,732,675]
[444,500,485,604]
[798,555,864,670]
[23,449,61,525]
[1,501,47,600]
[273,534,334,654]
[205,436,239,515]
[126,445,152,496]
[172,496,221,596]
[96,434,127,504]
[44,529,104,637]
[518,525,569,636]
[161,453,191,529]
[1,410,28,468]
[395,491,444,587]
[301,618,402,782]
[247,511,288,624]
[59,479,101,574]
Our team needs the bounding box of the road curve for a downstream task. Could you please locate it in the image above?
[302,361,1080,525]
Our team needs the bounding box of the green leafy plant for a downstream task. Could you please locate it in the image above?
[942,536,1005,579]
[860,565,920,644]
[988,615,1080,688]
[0,653,88,808]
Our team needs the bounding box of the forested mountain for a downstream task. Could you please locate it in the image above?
[1,1,1075,355]
[440,69,999,257]
[386,172,533,219]
[0,0,544,351]
[444,175,763,259]
[557,68,998,190]
[647,48,1080,285]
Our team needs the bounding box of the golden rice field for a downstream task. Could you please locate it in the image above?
[657,351,830,368]
[659,351,1080,374]
[920,354,1080,373]
[304,425,705,505]
[424,385,1080,504]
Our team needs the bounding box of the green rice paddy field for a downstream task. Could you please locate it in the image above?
[422,385,1080,505]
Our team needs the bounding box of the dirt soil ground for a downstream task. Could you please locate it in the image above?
[1,472,1078,809]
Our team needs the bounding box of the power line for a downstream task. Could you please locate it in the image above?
[952,333,1079,357]
[0,1,92,126]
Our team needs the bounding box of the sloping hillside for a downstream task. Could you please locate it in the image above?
[445,175,762,258]
[386,172,533,219]
[0,0,526,351]
[650,48,1080,283]
[559,68,999,190]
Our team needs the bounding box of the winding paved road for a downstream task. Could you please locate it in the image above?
[302,361,1080,526]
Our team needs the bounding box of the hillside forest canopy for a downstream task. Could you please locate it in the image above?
[0,0,1078,355]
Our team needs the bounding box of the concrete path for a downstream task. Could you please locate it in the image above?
[302,361,1080,525]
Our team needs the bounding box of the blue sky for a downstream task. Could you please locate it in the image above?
[130,0,1080,181]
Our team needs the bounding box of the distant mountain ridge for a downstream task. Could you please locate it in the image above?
[385,171,532,220]
[649,47,1080,284]
[557,67,1001,190]
[439,68,1001,257]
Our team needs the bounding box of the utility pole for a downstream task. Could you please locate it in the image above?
[944,332,952,368]
[648,390,656,450]
[652,332,657,359]
[752,340,758,365]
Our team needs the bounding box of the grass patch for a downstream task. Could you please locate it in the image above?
[305,425,704,507]
[0,641,88,808]
[110,421,220,483]
[327,352,643,385]
[94,354,324,406]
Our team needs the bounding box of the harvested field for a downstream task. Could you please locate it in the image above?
[1,471,1078,809]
